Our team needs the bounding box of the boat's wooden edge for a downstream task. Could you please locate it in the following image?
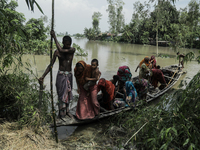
[146,67,184,103]
[50,107,132,127]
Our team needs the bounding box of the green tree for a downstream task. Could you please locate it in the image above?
[187,0,200,49]
[25,17,48,41]
[131,1,151,44]
[84,27,95,40]
[106,0,125,34]
[92,11,102,34]
[92,11,102,20]
[0,0,26,70]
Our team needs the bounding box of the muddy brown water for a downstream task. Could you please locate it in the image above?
[21,37,200,140]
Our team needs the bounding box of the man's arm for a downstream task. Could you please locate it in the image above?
[135,65,139,72]
[38,50,57,84]
[50,30,75,53]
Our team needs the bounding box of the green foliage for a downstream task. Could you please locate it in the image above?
[106,0,125,34]
[92,12,102,34]
[92,12,102,20]
[84,27,96,40]
[0,69,51,128]
[0,0,26,70]
[22,16,50,55]
[74,33,85,38]
[0,0,52,131]
[112,71,200,149]
[73,43,88,56]
[92,18,100,34]
[25,0,43,14]
[24,39,50,55]
[24,17,49,41]
[158,53,170,58]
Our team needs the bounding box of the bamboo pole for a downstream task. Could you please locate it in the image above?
[39,83,43,110]
[124,122,148,148]
[50,0,58,143]
[166,67,179,87]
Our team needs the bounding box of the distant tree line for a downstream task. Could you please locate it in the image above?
[84,0,200,50]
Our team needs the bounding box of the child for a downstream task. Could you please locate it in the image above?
[84,59,101,95]
[110,75,119,86]
[177,52,185,68]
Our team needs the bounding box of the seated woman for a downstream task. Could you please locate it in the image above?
[125,81,137,106]
[134,78,149,100]
[150,66,166,90]
[113,81,137,108]
[117,66,132,82]
[135,56,150,72]
[97,78,115,110]
[74,61,100,120]
[149,55,157,69]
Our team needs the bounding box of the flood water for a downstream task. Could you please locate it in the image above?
[22,37,200,139]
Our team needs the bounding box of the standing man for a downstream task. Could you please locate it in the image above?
[39,30,75,119]
[177,52,185,68]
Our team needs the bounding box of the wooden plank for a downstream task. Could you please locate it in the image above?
[163,75,178,81]
[147,93,155,98]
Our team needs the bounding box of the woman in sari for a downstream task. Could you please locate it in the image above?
[149,55,157,69]
[134,78,149,100]
[150,66,166,90]
[135,56,150,72]
[125,81,137,106]
[117,66,132,82]
[113,81,137,108]
[97,78,115,110]
[74,60,100,120]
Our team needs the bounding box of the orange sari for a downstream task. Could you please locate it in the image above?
[74,60,100,120]
[74,60,92,86]
[139,56,150,67]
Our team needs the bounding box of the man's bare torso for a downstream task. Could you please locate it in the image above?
[55,49,74,72]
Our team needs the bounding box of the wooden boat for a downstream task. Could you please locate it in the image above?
[51,65,186,127]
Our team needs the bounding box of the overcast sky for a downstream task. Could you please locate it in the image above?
[16,0,190,35]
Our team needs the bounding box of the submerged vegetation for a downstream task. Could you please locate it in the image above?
[73,43,88,56]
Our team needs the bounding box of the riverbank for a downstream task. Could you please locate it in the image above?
[1,70,200,149]
[0,118,135,150]
[0,122,64,150]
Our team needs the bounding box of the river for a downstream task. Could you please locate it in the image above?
[22,37,200,140]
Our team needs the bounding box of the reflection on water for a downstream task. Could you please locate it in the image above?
[22,38,199,139]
